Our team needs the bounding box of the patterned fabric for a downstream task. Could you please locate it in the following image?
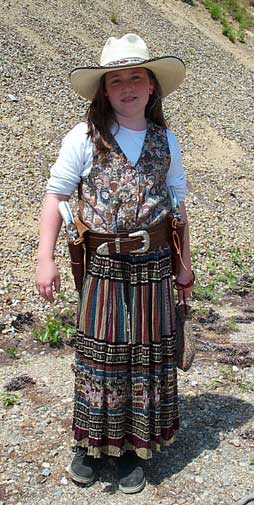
[73,121,178,459]
[73,248,178,459]
[78,120,171,232]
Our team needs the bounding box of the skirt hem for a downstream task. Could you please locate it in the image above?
[75,432,177,460]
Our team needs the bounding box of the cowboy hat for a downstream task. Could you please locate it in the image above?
[70,33,186,101]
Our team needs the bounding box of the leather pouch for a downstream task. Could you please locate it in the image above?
[168,216,185,276]
[175,303,195,371]
[68,242,85,292]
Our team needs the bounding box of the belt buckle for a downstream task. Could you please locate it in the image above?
[129,230,150,254]
[96,242,109,255]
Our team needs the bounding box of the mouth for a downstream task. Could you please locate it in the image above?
[121,96,137,103]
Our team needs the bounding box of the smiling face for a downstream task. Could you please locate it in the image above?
[104,67,152,128]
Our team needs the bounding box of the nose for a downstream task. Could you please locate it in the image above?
[121,78,134,92]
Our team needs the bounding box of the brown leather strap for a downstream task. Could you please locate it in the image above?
[86,220,170,256]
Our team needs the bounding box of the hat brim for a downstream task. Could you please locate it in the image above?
[70,56,186,101]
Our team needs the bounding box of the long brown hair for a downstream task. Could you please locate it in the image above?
[86,69,167,155]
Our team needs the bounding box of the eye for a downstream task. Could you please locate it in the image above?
[110,78,120,86]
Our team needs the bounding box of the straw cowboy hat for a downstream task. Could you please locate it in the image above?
[70,33,186,101]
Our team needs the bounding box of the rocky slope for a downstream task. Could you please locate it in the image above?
[0,1,254,504]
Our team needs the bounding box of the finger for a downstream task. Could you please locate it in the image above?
[45,284,54,303]
[54,276,61,293]
[39,287,53,302]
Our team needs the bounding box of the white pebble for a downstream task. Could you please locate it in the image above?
[60,477,68,485]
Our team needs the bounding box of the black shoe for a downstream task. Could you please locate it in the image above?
[68,447,97,485]
[118,452,146,494]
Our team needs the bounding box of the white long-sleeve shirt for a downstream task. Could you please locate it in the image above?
[47,122,186,201]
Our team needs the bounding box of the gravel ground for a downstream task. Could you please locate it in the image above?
[1,0,254,503]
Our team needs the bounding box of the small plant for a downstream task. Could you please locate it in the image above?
[203,0,254,43]
[111,12,118,24]
[33,316,75,347]
[207,367,254,393]
[193,281,217,301]
[1,392,19,407]
[27,167,34,176]
[222,21,237,42]
[238,29,245,42]
[110,0,118,24]
[207,378,225,389]
[6,347,19,359]
[238,377,254,393]
[223,319,238,333]
[205,0,224,20]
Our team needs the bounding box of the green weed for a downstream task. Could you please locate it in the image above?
[238,378,254,393]
[111,13,118,24]
[238,29,245,42]
[204,0,254,43]
[215,270,238,289]
[191,244,254,303]
[1,392,20,407]
[207,367,254,392]
[230,246,245,269]
[224,0,254,28]
[205,0,224,20]
[207,378,225,389]
[32,316,75,347]
[193,282,217,301]
[6,347,19,359]
[222,20,237,42]
[223,319,238,332]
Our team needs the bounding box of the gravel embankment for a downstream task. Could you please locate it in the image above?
[1,0,254,503]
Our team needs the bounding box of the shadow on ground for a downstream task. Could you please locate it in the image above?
[144,392,254,485]
[72,392,254,493]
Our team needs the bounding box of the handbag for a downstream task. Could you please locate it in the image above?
[175,303,195,371]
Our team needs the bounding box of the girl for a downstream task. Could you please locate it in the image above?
[36,33,194,494]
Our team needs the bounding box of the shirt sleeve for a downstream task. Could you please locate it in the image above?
[166,130,186,201]
[46,122,92,195]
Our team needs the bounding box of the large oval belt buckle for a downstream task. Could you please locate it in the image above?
[96,242,110,255]
[129,230,150,254]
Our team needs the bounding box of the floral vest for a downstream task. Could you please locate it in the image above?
[78,121,172,233]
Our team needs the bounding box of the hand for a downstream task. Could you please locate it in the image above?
[36,259,60,302]
[175,269,194,303]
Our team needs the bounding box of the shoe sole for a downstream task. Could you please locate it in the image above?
[67,464,96,485]
[119,476,146,494]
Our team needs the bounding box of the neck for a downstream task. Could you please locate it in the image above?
[115,113,147,131]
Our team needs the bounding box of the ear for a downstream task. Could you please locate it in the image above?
[149,84,154,94]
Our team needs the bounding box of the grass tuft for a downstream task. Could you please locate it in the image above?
[222,20,237,41]
[207,366,254,392]
[32,316,75,348]
[203,0,254,43]
[1,392,20,407]
[191,245,254,303]
[205,0,224,19]
[111,13,118,24]
[6,347,19,359]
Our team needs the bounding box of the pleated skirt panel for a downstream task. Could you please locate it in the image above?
[73,247,178,460]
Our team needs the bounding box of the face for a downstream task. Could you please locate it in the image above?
[104,67,152,123]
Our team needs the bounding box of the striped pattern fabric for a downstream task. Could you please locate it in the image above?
[73,247,179,459]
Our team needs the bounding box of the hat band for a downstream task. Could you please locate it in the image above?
[103,57,148,68]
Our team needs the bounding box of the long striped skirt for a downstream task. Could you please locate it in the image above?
[73,247,178,460]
